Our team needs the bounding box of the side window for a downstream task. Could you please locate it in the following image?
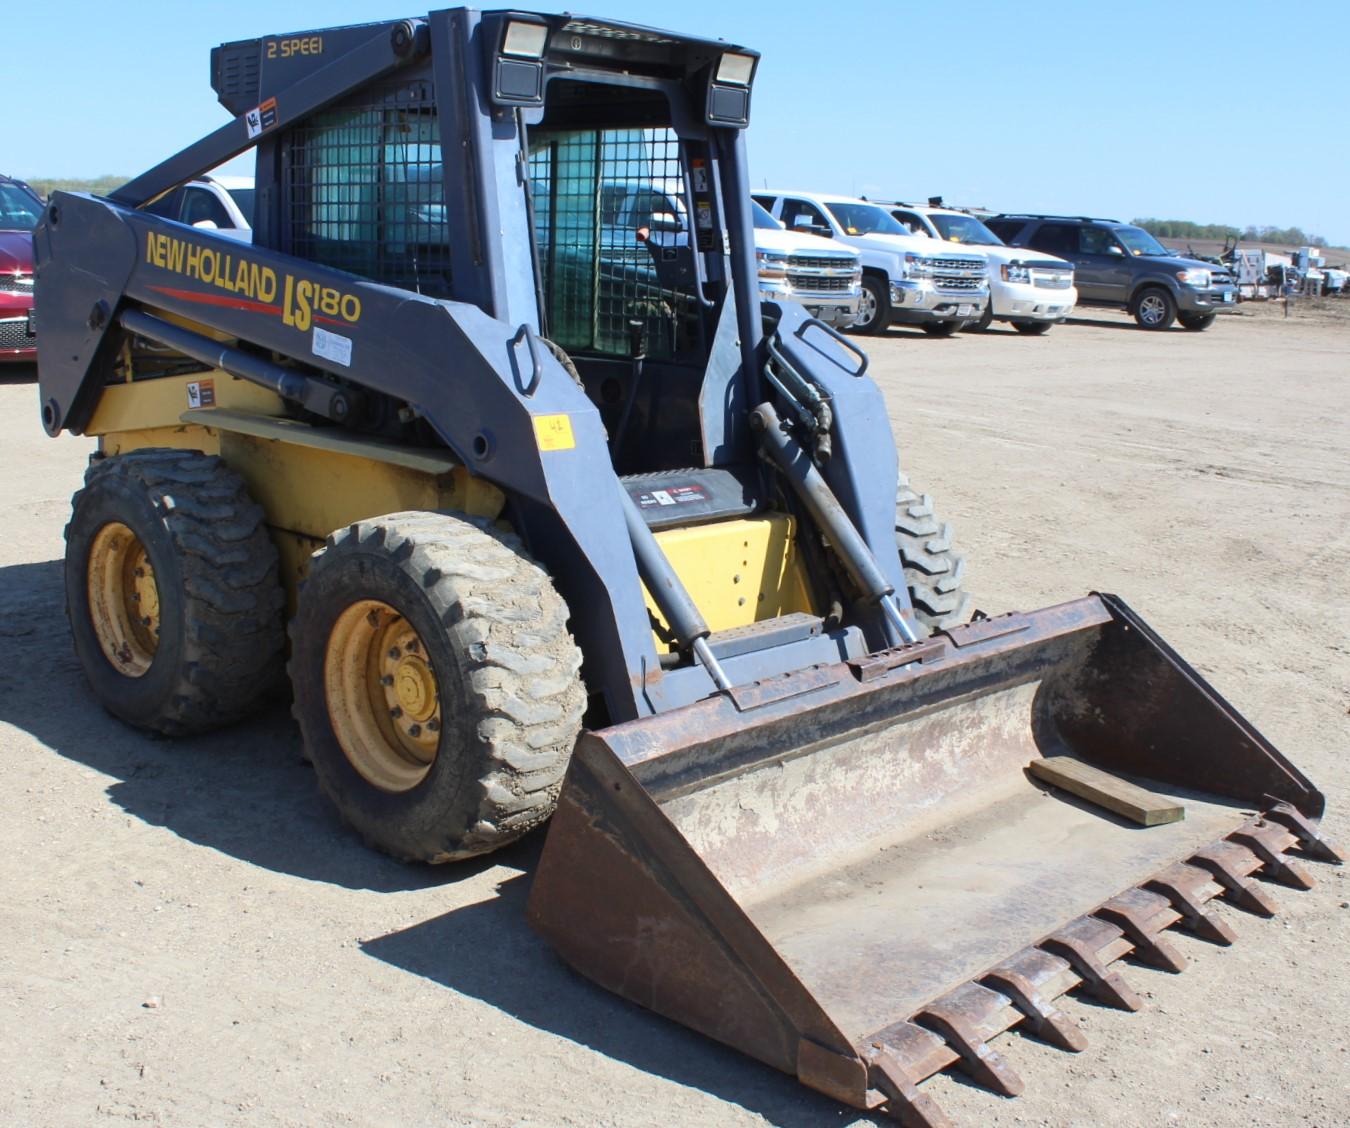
[627,190,680,231]
[780,198,829,234]
[182,187,234,229]
[285,86,452,297]
[142,188,185,222]
[892,210,926,235]
[751,194,776,214]
[1078,227,1119,255]
[1028,223,1076,256]
[985,219,1024,243]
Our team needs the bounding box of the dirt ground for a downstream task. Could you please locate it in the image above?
[2,303,1347,1128]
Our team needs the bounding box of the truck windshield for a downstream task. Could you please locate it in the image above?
[752,200,781,230]
[0,184,43,231]
[1116,225,1169,257]
[931,213,1002,246]
[825,202,907,237]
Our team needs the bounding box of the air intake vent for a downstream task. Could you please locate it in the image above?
[211,41,262,115]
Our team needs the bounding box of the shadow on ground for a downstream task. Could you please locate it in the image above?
[0,362,38,383]
[0,556,479,892]
[1063,315,1185,332]
[363,869,877,1128]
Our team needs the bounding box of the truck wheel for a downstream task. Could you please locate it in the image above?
[1131,286,1176,329]
[971,304,995,332]
[920,320,960,338]
[1013,321,1052,336]
[848,275,890,335]
[289,511,586,863]
[1178,313,1216,331]
[64,449,286,735]
[895,473,971,634]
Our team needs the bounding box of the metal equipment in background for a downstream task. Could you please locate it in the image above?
[31,10,1340,1125]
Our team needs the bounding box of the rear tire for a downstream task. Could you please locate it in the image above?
[894,474,971,634]
[920,320,960,338]
[288,511,586,863]
[1131,286,1177,329]
[848,275,890,336]
[1178,312,1216,331]
[64,449,286,735]
[1013,321,1052,335]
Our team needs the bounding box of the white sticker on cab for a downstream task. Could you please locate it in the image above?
[312,325,352,368]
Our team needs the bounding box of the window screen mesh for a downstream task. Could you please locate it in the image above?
[529,127,688,357]
[285,84,452,296]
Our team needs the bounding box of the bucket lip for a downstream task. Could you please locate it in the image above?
[581,593,1114,775]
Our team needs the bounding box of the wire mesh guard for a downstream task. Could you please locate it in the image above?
[284,83,452,297]
[528,127,693,358]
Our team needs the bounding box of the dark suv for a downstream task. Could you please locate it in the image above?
[986,214,1237,330]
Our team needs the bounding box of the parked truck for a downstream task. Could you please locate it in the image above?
[754,190,989,336]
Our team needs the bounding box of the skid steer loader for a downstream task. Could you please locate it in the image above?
[33,10,1340,1124]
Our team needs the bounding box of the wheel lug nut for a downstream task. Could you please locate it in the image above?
[389,706,403,718]
[134,568,145,578]
[388,647,401,659]
[380,674,394,686]
[141,616,152,626]
[408,723,422,737]
[427,719,439,732]
[406,640,419,653]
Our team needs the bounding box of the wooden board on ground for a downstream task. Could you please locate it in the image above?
[1028,756,1185,827]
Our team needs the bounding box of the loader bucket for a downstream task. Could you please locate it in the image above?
[528,594,1341,1125]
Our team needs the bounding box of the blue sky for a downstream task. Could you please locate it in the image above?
[9,0,1349,244]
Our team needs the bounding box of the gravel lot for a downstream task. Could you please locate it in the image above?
[2,303,1347,1127]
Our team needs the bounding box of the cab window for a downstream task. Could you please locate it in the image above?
[1078,227,1121,255]
[779,198,831,235]
[892,210,928,236]
[182,187,234,229]
[1028,223,1076,256]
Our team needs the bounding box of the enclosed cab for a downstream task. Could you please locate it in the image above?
[888,202,1076,334]
[755,189,988,336]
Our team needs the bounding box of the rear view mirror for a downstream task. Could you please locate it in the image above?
[192,219,220,230]
[1107,244,1124,256]
[648,211,682,234]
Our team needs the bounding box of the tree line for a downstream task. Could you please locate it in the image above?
[1134,217,1331,248]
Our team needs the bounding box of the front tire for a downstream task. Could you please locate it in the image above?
[970,303,995,332]
[64,449,286,735]
[1013,321,1052,335]
[848,275,891,336]
[1178,312,1216,331]
[920,320,960,338]
[1132,286,1177,329]
[895,474,971,634]
[289,511,585,863]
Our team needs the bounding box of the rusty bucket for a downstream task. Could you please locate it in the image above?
[527,593,1341,1125]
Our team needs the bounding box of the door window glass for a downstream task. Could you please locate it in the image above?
[182,188,234,229]
[1029,224,1076,256]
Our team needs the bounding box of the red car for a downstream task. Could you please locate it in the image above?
[0,174,42,363]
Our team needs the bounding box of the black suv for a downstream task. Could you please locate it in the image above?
[986,215,1237,330]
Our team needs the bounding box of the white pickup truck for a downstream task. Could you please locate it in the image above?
[753,190,989,336]
[888,202,1077,334]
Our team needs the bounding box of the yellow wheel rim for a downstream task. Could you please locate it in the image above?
[87,521,161,677]
[324,600,442,793]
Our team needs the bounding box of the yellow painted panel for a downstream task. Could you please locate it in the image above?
[86,371,285,434]
[644,514,815,650]
[271,528,326,616]
[101,424,220,457]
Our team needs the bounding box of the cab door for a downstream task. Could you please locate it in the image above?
[1073,226,1131,302]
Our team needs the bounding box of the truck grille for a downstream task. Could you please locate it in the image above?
[786,255,855,271]
[934,275,983,293]
[1033,273,1073,290]
[926,256,984,274]
[0,318,34,349]
[790,274,854,294]
[0,274,34,294]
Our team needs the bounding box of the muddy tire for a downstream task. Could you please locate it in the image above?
[288,511,586,863]
[64,448,286,735]
[894,473,971,635]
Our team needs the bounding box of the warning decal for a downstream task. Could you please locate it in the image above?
[244,97,279,139]
[186,379,216,409]
[632,483,709,510]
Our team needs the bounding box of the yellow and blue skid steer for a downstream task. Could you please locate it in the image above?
[32,10,1340,1124]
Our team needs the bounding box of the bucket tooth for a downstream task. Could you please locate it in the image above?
[913,983,1025,1097]
[1264,799,1345,865]
[1189,841,1281,917]
[1039,917,1143,1011]
[866,1044,954,1128]
[981,949,1087,1053]
[1229,823,1315,890]
[1093,888,1187,973]
[1144,863,1237,946]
